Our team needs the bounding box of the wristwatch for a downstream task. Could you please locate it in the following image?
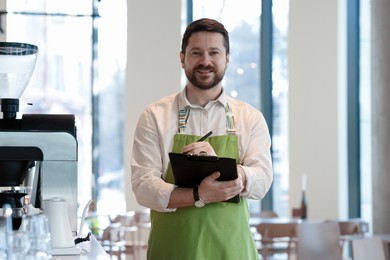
[193,187,205,208]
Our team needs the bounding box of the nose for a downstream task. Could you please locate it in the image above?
[198,53,212,66]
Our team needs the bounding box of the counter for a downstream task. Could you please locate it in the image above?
[52,235,109,260]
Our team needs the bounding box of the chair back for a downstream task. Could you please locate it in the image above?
[257,222,297,240]
[297,221,342,260]
[256,222,297,259]
[102,222,123,242]
[338,221,360,235]
[333,219,368,236]
[112,211,136,227]
[352,236,386,260]
[325,219,369,235]
[135,209,151,224]
[134,209,151,248]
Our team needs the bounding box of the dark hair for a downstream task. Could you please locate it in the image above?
[181,18,230,54]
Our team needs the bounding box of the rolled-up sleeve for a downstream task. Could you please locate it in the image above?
[131,97,178,212]
[235,102,273,199]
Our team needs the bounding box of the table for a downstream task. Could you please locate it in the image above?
[250,217,302,226]
[250,217,368,232]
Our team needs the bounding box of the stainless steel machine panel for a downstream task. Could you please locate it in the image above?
[0,131,78,234]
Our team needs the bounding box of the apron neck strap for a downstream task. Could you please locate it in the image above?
[177,98,236,135]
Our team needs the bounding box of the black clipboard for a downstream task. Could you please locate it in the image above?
[168,152,240,203]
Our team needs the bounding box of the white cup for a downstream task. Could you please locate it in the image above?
[42,197,74,249]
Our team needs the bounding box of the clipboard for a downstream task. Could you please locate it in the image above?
[168,152,240,203]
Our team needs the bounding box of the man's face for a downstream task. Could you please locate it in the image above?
[180,32,230,90]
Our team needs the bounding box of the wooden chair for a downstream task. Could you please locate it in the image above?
[252,211,279,253]
[134,209,151,248]
[256,222,297,259]
[352,236,386,260]
[100,222,127,258]
[326,219,368,256]
[100,211,138,259]
[336,219,368,237]
[297,221,342,260]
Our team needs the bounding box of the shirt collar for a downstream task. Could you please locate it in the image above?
[178,86,227,111]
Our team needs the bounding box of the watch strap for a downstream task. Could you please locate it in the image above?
[193,186,200,202]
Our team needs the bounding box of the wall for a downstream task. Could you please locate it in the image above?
[125,0,183,211]
[288,0,346,219]
[371,0,390,234]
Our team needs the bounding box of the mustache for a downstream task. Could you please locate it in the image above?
[195,65,214,70]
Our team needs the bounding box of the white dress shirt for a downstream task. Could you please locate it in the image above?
[131,88,273,212]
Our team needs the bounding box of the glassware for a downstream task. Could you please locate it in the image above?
[0,216,8,259]
[8,230,29,260]
[300,190,307,219]
[300,174,307,219]
[20,214,52,259]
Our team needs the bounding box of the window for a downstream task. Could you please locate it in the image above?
[191,0,290,216]
[5,0,127,215]
[270,0,289,217]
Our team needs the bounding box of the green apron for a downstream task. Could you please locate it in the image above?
[147,133,258,260]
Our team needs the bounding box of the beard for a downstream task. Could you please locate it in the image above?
[185,64,225,90]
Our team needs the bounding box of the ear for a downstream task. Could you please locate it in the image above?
[226,53,230,65]
[180,52,185,68]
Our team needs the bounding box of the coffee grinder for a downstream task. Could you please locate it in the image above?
[0,42,79,234]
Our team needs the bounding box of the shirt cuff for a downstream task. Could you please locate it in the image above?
[238,165,267,199]
[159,183,177,212]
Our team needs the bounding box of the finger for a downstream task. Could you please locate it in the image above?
[204,171,221,182]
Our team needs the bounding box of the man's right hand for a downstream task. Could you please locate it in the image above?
[198,171,242,203]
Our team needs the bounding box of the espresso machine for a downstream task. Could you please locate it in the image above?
[0,42,79,234]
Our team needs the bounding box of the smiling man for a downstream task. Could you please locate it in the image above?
[131,18,273,260]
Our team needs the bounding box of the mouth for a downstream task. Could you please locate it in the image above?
[196,66,214,75]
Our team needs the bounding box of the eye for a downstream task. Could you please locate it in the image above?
[209,49,221,56]
[190,50,202,56]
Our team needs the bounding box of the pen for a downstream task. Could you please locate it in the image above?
[197,131,213,142]
[183,131,213,155]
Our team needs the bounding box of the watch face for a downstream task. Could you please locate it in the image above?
[195,200,205,208]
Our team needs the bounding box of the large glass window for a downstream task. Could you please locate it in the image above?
[4,0,127,215]
[192,0,290,217]
[192,0,262,108]
[271,0,289,217]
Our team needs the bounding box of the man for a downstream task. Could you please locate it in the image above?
[131,18,273,260]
